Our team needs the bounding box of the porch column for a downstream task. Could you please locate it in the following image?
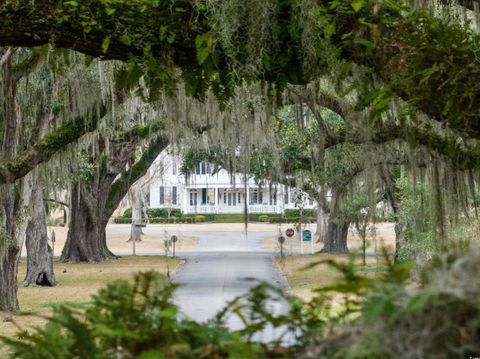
[184,187,189,214]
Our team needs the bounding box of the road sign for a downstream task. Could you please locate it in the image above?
[285,228,295,237]
[302,230,312,241]
[170,235,178,257]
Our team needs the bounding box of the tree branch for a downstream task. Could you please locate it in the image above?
[105,134,170,215]
[0,102,108,184]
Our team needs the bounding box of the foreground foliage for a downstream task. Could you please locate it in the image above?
[2,242,480,358]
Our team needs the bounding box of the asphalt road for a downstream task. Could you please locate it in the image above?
[171,231,292,342]
[108,225,293,341]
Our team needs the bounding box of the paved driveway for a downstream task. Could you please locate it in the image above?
[106,225,292,340]
[172,231,291,342]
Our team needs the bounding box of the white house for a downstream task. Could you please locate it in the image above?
[148,153,316,214]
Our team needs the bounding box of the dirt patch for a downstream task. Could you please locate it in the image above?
[38,226,198,256]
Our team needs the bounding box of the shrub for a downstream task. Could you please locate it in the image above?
[113,217,132,224]
[147,208,182,218]
[203,214,216,222]
[195,215,206,222]
[0,272,291,358]
[284,209,316,218]
[258,214,269,222]
[268,216,282,223]
[213,214,246,223]
[121,208,132,218]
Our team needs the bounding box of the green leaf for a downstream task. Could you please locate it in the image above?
[64,0,78,6]
[105,7,116,16]
[195,33,213,65]
[324,22,336,38]
[262,53,271,71]
[137,350,166,359]
[166,34,176,44]
[354,38,375,49]
[351,0,364,12]
[101,36,111,54]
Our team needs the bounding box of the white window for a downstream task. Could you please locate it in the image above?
[190,191,197,206]
[159,186,165,205]
[250,189,262,205]
[172,186,177,205]
[207,188,215,205]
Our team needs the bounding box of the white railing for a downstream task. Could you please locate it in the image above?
[185,205,281,214]
[187,205,217,214]
[248,205,279,213]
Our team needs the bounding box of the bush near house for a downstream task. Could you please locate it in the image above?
[147,208,182,218]
[258,215,269,222]
[283,209,316,218]
[113,212,317,224]
[113,217,132,224]
[120,208,183,219]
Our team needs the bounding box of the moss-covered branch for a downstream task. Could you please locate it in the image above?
[1,1,479,140]
[0,103,106,184]
[105,134,169,215]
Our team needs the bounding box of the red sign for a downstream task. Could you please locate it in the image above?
[285,228,295,238]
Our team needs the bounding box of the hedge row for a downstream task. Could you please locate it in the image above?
[283,209,316,218]
[121,208,183,219]
[113,215,317,224]
[113,215,209,224]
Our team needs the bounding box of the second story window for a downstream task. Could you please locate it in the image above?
[172,160,177,175]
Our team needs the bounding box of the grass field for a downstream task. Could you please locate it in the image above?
[0,255,180,339]
[277,253,387,302]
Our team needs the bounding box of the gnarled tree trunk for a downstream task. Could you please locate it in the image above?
[24,170,57,286]
[320,220,349,253]
[61,181,115,263]
[380,166,404,260]
[319,191,349,253]
[0,178,33,309]
[61,134,169,263]
[0,48,33,310]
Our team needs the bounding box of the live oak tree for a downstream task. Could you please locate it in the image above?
[62,125,169,263]
[0,47,35,310]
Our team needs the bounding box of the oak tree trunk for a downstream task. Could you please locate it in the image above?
[61,183,115,263]
[24,170,57,286]
[0,48,32,310]
[318,192,349,253]
[380,166,404,260]
[319,220,349,253]
[61,133,169,263]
